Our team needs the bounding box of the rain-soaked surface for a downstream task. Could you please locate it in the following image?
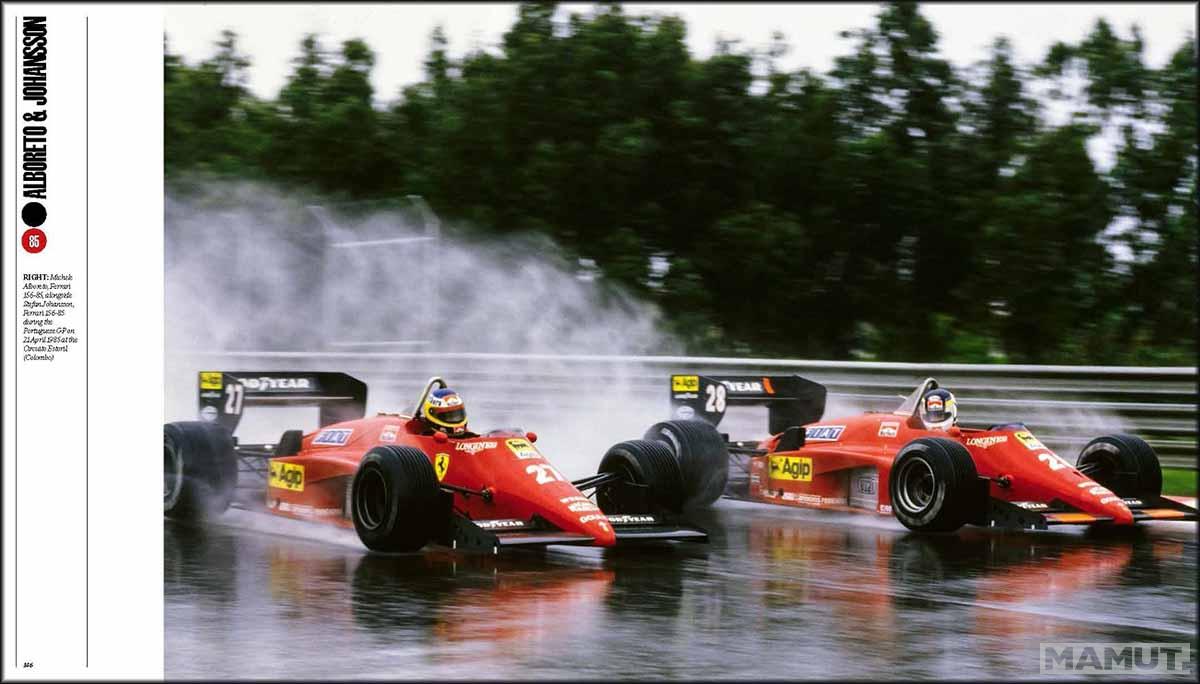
[165,499,1197,680]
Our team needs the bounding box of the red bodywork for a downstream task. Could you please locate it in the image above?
[748,411,1140,525]
[264,414,619,545]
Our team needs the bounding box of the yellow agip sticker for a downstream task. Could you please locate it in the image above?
[200,371,223,390]
[268,461,305,491]
[672,375,700,392]
[434,453,450,481]
[506,438,540,460]
[769,455,813,482]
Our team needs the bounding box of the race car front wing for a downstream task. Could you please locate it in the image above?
[988,495,1198,531]
[440,512,708,553]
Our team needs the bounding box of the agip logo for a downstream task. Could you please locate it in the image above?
[268,461,305,491]
[199,371,223,390]
[769,456,813,482]
[672,375,699,392]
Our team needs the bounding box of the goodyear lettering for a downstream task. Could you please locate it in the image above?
[241,376,312,391]
[578,514,609,524]
[805,425,844,441]
[268,461,305,492]
[199,371,222,390]
[606,514,657,525]
[722,380,763,393]
[769,455,813,482]
[313,428,353,446]
[1015,501,1049,510]
[475,519,528,530]
[671,375,700,392]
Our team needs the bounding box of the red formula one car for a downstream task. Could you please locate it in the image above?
[164,372,728,552]
[669,373,1197,532]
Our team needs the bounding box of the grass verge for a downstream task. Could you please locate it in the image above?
[1162,467,1196,497]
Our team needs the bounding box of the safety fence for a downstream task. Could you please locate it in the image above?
[170,351,1198,469]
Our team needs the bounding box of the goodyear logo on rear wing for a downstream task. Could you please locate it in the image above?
[199,371,223,390]
[805,425,844,441]
[769,455,813,481]
[268,461,305,491]
[672,375,699,392]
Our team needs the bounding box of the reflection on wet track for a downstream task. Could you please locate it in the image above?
[166,500,1196,679]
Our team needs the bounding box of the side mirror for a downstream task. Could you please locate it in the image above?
[525,431,538,443]
[432,431,449,444]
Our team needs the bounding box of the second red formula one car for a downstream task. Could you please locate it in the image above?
[165,372,727,552]
[668,373,1197,532]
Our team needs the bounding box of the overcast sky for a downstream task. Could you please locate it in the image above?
[165,3,1195,102]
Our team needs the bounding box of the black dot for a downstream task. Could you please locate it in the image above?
[22,202,46,227]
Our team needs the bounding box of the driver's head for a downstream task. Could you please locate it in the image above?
[421,387,467,435]
[919,388,957,431]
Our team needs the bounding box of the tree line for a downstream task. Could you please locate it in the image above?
[165,2,1196,364]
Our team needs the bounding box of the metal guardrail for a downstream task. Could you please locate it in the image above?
[171,351,1198,470]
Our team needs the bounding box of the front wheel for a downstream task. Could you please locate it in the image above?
[1077,434,1162,499]
[351,446,444,552]
[597,439,685,514]
[642,419,729,509]
[888,438,979,533]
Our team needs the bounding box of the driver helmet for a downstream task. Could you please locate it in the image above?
[919,388,957,431]
[421,387,468,435]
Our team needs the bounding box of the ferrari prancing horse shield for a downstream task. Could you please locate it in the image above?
[434,453,450,481]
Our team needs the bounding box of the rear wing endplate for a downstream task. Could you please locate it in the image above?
[669,374,826,434]
[197,371,367,434]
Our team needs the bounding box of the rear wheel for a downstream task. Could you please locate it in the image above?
[888,438,979,533]
[642,419,729,508]
[1077,434,1162,499]
[597,439,685,514]
[163,421,238,520]
[351,446,444,552]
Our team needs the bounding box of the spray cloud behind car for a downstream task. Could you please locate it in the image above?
[166,179,680,477]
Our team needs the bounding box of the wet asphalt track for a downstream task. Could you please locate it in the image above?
[165,497,1196,680]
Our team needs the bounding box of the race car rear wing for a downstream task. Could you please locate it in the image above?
[669,374,826,434]
[197,370,367,434]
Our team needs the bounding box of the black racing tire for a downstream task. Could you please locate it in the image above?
[597,439,686,514]
[888,438,979,533]
[351,446,443,553]
[163,421,238,520]
[642,420,729,509]
[1077,434,1162,499]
